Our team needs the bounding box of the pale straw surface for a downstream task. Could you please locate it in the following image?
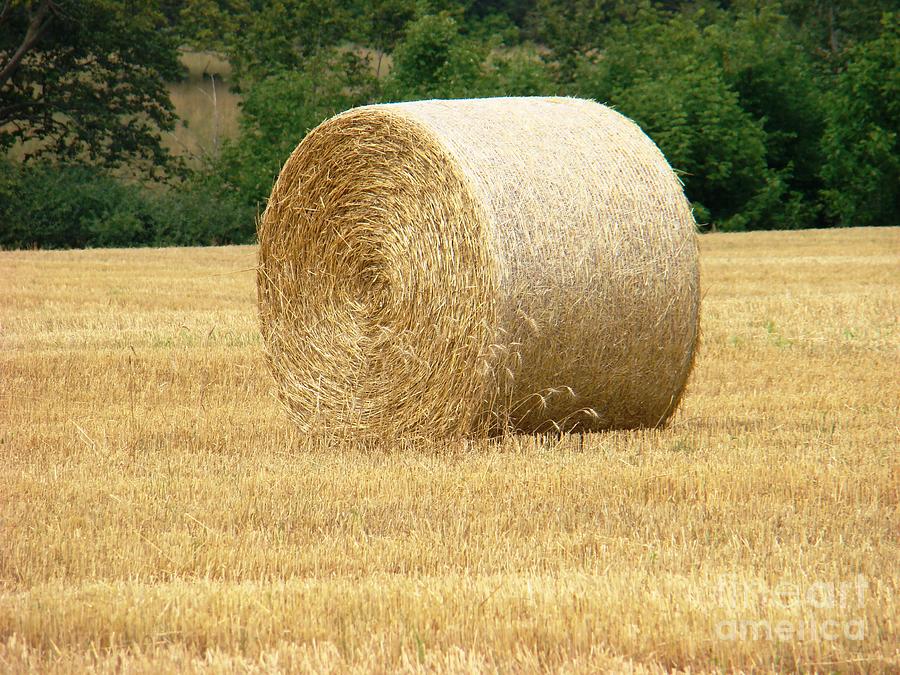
[258,97,700,438]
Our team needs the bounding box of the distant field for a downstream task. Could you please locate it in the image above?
[0,228,897,672]
[4,51,243,167]
[166,51,241,164]
[167,48,392,165]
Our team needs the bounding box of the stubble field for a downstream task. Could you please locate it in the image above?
[0,227,897,672]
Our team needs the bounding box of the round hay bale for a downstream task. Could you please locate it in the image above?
[258,96,699,438]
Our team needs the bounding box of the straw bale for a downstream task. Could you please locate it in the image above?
[258,97,700,437]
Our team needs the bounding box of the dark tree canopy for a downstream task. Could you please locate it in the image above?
[2,0,898,251]
[0,0,183,175]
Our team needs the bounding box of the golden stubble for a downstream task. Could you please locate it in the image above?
[0,228,897,672]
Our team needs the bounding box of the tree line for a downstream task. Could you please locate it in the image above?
[1,0,897,248]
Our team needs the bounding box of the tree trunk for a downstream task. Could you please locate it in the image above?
[0,0,56,88]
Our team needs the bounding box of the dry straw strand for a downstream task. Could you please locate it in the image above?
[257,96,700,439]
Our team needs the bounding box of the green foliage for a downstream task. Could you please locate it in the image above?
[462,10,521,46]
[782,0,898,61]
[0,162,253,249]
[176,0,248,51]
[363,0,418,53]
[574,7,829,230]
[0,0,183,176]
[147,177,254,246]
[573,14,767,229]
[387,12,557,100]
[484,45,556,96]
[3,0,898,249]
[228,0,359,86]
[708,5,825,224]
[215,50,375,207]
[469,0,536,28]
[387,12,489,99]
[527,0,652,80]
[821,13,899,227]
[0,163,145,248]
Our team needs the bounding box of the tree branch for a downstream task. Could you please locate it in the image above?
[0,0,13,26]
[0,0,59,88]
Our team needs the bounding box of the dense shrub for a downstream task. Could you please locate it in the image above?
[0,161,254,249]
[386,12,489,99]
[146,178,254,246]
[4,3,896,249]
[572,8,830,230]
[0,163,145,248]
[573,15,766,229]
[821,13,899,227]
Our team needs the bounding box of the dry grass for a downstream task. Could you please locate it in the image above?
[0,227,898,673]
[166,51,241,164]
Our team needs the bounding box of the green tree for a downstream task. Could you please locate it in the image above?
[469,0,536,28]
[574,12,779,229]
[782,0,897,61]
[176,0,249,51]
[216,49,374,207]
[527,0,652,80]
[821,13,899,227]
[387,12,488,99]
[707,3,826,226]
[0,0,182,175]
[225,0,358,85]
[483,45,556,96]
[363,0,417,78]
[574,7,837,229]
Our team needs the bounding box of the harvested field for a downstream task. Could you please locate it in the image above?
[0,227,897,672]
